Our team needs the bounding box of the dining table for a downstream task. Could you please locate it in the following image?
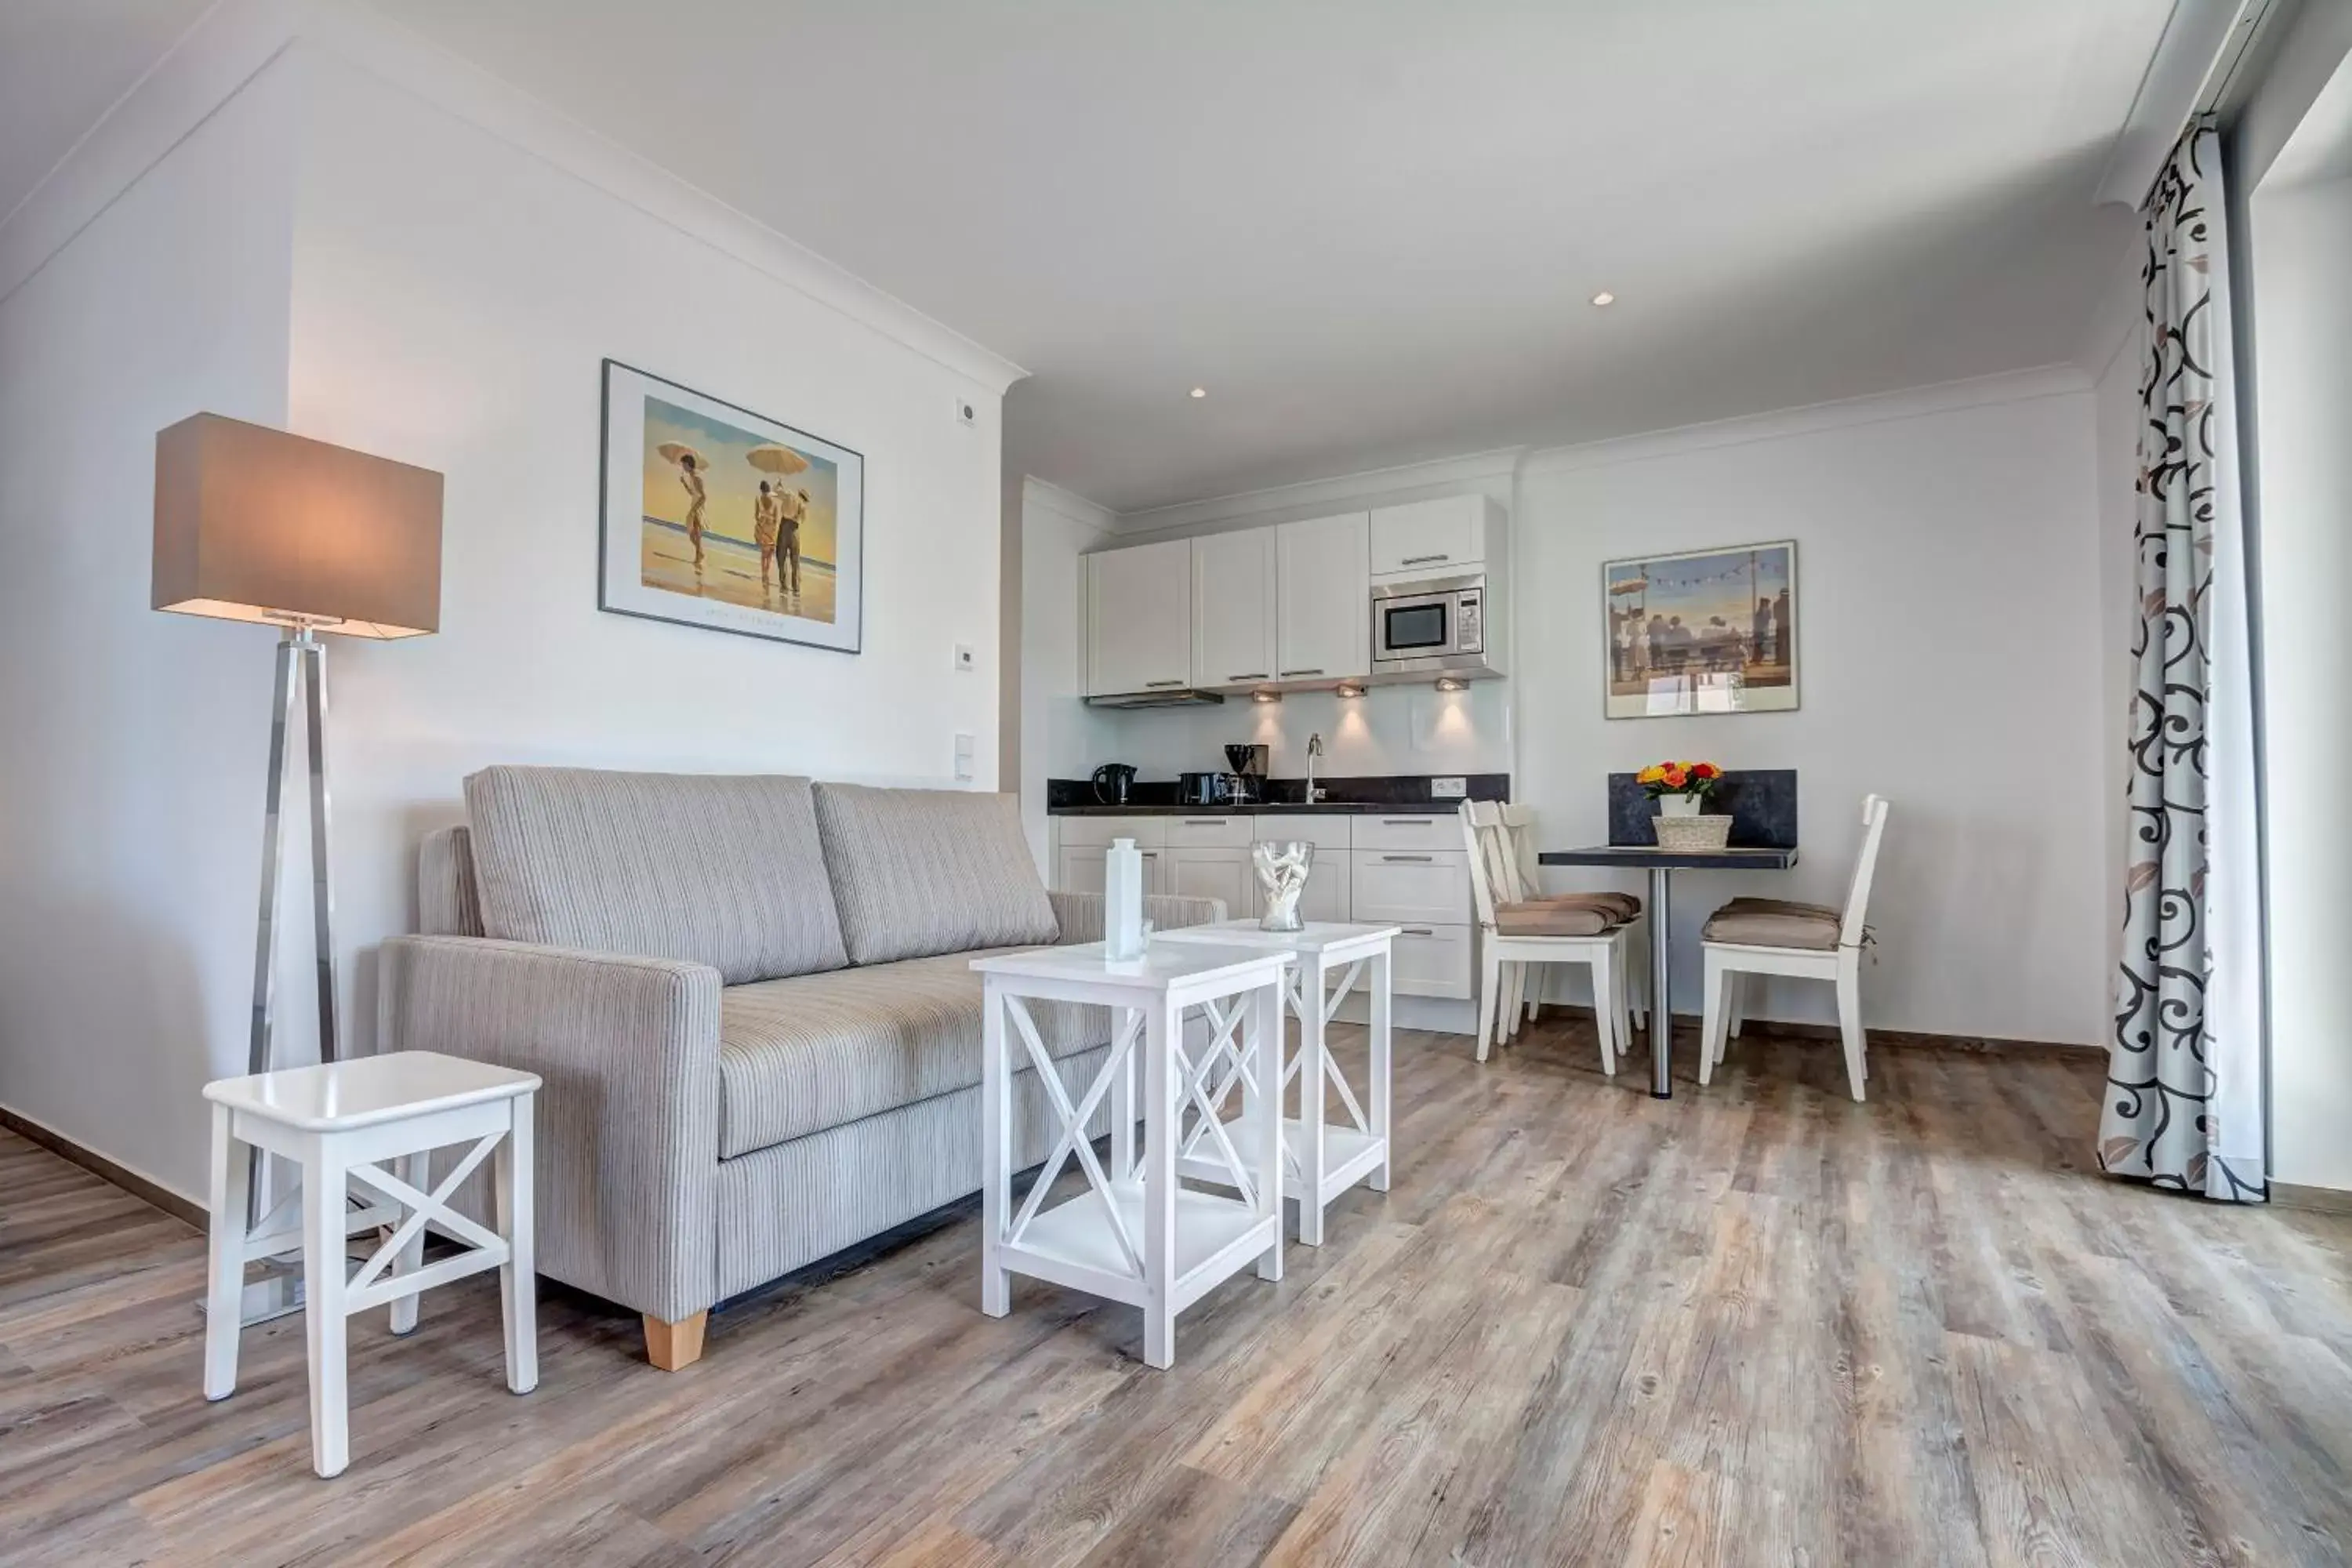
[1536,843,1799,1098]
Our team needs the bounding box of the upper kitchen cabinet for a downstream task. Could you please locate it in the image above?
[1084,538,1192,696]
[1368,494,1506,577]
[1275,511,1370,682]
[1189,528,1279,688]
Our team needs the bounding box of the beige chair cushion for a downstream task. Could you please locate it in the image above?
[814,785,1060,965]
[1494,898,1619,938]
[1703,906,1842,950]
[718,948,1107,1156]
[464,766,848,985]
[1525,890,1642,924]
[1715,896,1839,922]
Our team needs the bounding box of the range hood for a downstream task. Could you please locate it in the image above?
[1084,687,1228,710]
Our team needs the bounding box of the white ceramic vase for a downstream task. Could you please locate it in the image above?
[1659,792,1704,818]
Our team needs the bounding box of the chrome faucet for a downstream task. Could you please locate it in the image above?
[1305,732,1326,803]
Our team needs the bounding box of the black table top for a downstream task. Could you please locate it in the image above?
[1541,845,1800,871]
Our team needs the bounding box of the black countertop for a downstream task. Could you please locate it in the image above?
[1049,800,1468,817]
[1047,772,1509,816]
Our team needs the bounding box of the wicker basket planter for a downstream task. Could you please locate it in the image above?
[1653,813,1733,851]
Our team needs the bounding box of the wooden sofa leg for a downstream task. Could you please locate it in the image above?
[644,1311,708,1370]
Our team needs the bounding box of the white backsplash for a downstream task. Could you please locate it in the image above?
[1100,681,1512,779]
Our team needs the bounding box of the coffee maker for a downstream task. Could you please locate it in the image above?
[1224,743,1269,804]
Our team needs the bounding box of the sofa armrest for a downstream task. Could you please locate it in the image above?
[376,935,722,1323]
[1048,889,1229,944]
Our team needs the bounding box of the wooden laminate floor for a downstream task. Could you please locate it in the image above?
[7,1020,2352,1566]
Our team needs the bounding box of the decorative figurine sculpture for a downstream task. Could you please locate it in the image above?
[1253,840,1315,932]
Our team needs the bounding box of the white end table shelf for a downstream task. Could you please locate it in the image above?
[1156,920,1397,1245]
[971,939,1292,1370]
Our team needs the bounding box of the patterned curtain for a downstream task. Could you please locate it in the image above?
[2102,118,2267,1203]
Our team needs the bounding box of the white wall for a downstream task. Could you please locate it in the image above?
[2248,170,2352,1193]
[1514,373,2113,1044]
[0,24,1018,1200]
[0,60,301,1200]
[1018,478,1122,868]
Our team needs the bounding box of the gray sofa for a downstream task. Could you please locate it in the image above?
[376,766,1221,1368]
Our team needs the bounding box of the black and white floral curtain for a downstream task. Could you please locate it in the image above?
[2102,117,2267,1203]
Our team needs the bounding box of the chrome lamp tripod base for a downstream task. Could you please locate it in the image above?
[204,619,341,1327]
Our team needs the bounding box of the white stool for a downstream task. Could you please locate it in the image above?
[201,1051,541,1478]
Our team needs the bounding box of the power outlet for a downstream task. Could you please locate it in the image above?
[952,394,978,428]
[1431,776,1468,799]
[953,731,976,782]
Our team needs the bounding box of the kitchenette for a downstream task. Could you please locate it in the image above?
[1044,491,1513,1022]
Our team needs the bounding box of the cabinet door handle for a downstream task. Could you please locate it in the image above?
[1400,553,1450,566]
[1399,927,1436,938]
[1382,818,1432,826]
[1143,679,1187,688]
[1182,819,1229,826]
[1380,854,1435,863]
[1279,667,1324,677]
[1228,672,1271,682]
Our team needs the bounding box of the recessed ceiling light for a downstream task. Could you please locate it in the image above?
[1590,291,1616,307]
[1189,387,1207,399]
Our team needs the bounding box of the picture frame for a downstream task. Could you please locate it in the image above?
[1601,539,1798,719]
[598,358,865,653]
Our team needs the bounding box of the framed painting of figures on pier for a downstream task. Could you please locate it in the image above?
[599,359,865,653]
[1602,541,1796,719]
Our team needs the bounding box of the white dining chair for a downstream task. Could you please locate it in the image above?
[1496,803,1647,1039]
[1696,794,1889,1101]
[1461,802,1635,1069]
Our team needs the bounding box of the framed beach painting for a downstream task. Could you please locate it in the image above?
[1602,540,1797,719]
[599,359,864,653]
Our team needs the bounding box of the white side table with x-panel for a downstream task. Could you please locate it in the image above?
[971,939,1290,1370]
[1157,920,1397,1245]
[201,1051,540,1478]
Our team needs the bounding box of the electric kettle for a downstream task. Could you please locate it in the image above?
[1091,763,1138,804]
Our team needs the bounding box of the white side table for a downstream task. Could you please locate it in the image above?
[971,939,1290,1369]
[1157,920,1397,1245]
[201,1051,541,1478]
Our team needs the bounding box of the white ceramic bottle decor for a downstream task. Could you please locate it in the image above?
[1105,837,1146,960]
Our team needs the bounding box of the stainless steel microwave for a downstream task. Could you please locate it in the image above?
[1370,572,1495,677]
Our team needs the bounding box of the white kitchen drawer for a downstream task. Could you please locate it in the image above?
[1386,924,1472,1000]
[1252,813,1352,850]
[1350,814,1466,854]
[1057,815,1167,849]
[1163,815,1254,848]
[1351,850,1472,926]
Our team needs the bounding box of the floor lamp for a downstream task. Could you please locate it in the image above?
[153,413,443,1322]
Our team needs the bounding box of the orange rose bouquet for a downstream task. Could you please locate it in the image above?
[1635,760,1723,802]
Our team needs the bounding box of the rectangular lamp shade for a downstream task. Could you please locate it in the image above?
[153,412,443,638]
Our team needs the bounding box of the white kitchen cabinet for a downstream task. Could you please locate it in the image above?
[1385,924,1473,1000]
[1055,816,1168,898]
[1166,846,1254,917]
[1189,528,1279,688]
[1085,539,1193,696]
[1369,495,1503,577]
[1056,844,1109,897]
[1352,850,1473,927]
[1274,513,1370,681]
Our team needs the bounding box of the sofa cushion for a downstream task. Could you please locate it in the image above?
[718,949,1107,1156]
[811,784,1058,965]
[464,766,848,985]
